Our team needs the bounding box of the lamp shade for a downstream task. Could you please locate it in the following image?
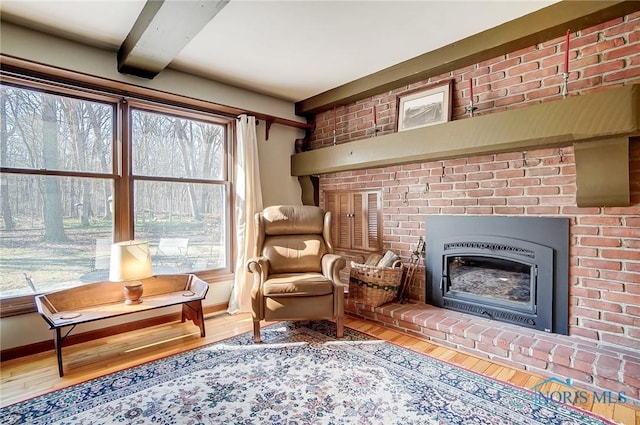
[109,240,153,282]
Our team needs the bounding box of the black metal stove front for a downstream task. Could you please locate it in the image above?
[426,216,569,335]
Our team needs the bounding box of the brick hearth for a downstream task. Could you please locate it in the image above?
[346,299,640,406]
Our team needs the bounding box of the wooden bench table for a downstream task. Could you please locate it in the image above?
[35,274,209,377]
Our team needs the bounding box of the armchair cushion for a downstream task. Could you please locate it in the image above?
[262,205,325,235]
[263,273,333,297]
[263,235,326,274]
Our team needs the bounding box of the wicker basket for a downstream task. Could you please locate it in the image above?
[349,258,404,307]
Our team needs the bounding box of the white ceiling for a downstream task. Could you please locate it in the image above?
[0,0,557,102]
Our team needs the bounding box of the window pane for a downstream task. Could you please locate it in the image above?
[1,84,114,173]
[134,180,227,273]
[131,109,225,180]
[0,174,114,298]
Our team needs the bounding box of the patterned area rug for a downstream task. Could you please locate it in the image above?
[2,321,615,425]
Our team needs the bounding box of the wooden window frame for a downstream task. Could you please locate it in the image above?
[0,68,236,317]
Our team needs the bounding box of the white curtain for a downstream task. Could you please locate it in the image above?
[228,115,263,314]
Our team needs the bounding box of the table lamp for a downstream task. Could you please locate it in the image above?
[109,240,153,305]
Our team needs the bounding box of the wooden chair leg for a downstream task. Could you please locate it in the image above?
[336,316,344,338]
[253,320,262,343]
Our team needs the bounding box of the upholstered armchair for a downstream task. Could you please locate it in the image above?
[247,205,347,343]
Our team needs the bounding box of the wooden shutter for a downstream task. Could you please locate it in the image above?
[366,191,380,251]
[323,189,382,253]
[337,192,351,249]
[352,193,364,250]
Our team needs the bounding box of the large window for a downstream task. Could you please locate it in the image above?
[0,77,232,307]
[129,106,229,275]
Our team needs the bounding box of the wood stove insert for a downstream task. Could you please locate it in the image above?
[426,216,569,334]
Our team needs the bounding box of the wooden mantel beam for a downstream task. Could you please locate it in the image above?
[292,85,639,208]
[295,1,640,116]
[291,85,640,176]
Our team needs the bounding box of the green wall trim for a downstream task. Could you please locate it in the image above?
[574,138,630,207]
[291,85,640,177]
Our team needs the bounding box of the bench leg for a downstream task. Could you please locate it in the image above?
[54,328,64,377]
[182,300,206,337]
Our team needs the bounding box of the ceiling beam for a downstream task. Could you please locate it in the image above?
[295,0,640,116]
[118,0,229,79]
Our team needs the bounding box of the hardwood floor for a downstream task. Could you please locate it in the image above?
[1,313,638,424]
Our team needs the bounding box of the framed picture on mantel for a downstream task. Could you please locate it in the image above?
[396,79,453,132]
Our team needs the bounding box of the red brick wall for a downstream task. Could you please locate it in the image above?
[321,143,640,351]
[310,13,640,148]
[311,13,640,353]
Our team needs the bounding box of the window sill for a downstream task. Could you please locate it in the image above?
[0,295,37,318]
[0,271,234,319]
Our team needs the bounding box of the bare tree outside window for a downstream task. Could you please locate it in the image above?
[131,108,227,274]
[1,93,15,231]
[0,84,114,297]
[1,81,232,301]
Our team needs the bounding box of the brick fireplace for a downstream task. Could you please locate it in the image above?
[308,13,640,404]
[327,143,640,405]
